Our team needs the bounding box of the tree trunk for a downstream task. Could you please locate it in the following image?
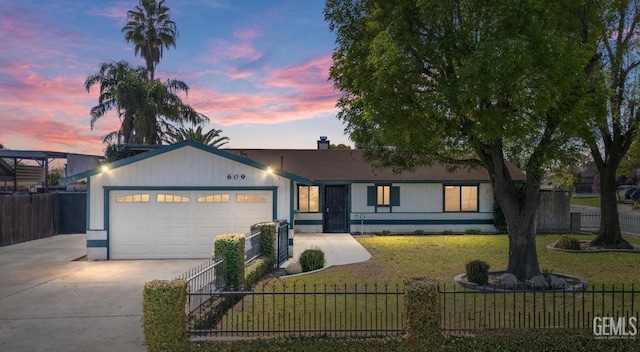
[488,159,541,281]
[496,188,541,281]
[590,166,633,249]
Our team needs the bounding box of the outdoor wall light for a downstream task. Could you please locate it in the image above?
[266,166,274,174]
[101,165,109,173]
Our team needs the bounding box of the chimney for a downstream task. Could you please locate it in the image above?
[317,136,330,150]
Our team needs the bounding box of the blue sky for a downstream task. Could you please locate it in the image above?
[0,0,351,155]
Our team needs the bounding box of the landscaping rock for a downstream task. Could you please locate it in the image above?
[285,261,302,275]
[496,273,518,290]
[526,274,550,290]
[546,274,567,289]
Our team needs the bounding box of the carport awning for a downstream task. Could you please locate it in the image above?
[0,159,14,182]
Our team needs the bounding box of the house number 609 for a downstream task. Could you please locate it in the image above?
[227,174,246,180]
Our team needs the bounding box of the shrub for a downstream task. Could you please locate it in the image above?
[465,228,482,235]
[213,234,246,290]
[251,222,276,264]
[465,260,490,285]
[555,235,581,250]
[413,230,425,235]
[442,230,454,235]
[245,257,271,288]
[381,230,391,235]
[142,279,187,352]
[299,248,325,272]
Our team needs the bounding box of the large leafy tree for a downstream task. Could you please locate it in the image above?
[582,0,640,249]
[164,125,229,148]
[325,0,598,279]
[122,0,178,80]
[85,61,206,144]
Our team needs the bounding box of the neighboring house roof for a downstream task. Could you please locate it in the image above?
[60,141,526,185]
[226,149,525,182]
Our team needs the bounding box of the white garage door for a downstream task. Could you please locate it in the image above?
[109,190,272,259]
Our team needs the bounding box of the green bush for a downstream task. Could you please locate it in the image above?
[464,228,482,235]
[251,222,276,264]
[214,234,246,290]
[555,235,581,250]
[299,248,325,272]
[403,278,443,345]
[142,279,187,352]
[442,230,454,235]
[245,257,272,288]
[413,230,425,235]
[465,260,490,285]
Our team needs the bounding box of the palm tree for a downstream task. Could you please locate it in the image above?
[122,0,178,80]
[84,61,148,144]
[165,126,229,148]
[85,61,206,145]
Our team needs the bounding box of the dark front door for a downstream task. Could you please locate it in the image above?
[323,185,348,233]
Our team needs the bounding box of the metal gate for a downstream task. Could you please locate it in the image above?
[276,220,289,267]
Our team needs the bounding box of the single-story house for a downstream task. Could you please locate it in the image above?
[61,139,524,260]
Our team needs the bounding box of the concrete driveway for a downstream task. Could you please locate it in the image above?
[0,235,205,352]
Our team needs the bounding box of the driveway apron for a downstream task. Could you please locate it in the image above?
[0,234,203,352]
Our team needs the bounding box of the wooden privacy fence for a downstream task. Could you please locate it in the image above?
[0,193,55,246]
[0,193,86,246]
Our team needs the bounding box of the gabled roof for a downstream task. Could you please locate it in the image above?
[226,149,525,182]
[59,140,313,186]
[60,141,526,186]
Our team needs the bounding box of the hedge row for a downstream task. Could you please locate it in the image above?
[189,331,639,352]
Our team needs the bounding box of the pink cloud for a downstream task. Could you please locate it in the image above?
[87,2,132,21]
[203,40,264,65]
[187,54,339,126]
[234,28,261,41]
[0,64,119,155]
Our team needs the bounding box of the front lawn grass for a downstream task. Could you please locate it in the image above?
[283,234,640,287]
[205,234,640,335]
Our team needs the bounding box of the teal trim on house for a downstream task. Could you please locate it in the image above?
[60,140,313,186]
[350,219,494,225]
[289,180,295,228]
[85,178,90,231]
[323,180,493,185]
[87,239,107,248]
[295,219,494,226]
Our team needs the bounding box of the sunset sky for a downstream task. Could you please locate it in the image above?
[0,0,351,156]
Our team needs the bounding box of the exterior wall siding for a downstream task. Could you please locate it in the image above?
[293,182,497,234]
[88,145,290,241]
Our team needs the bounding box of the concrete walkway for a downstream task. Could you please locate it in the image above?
[282,233,371,270]
[0,233,371,351]
[0,235,204,352]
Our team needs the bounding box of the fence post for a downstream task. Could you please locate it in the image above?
[142,279,188,352]
[404,278,443,345]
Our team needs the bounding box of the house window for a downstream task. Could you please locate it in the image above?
[367,185,400,207]
[197,194,230,203]
[236,194,268,203]
[298,185,319,212]
[377,185,391,206]
[444,185,478,212]
[115,194,150,203]
[156,194,190,203]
